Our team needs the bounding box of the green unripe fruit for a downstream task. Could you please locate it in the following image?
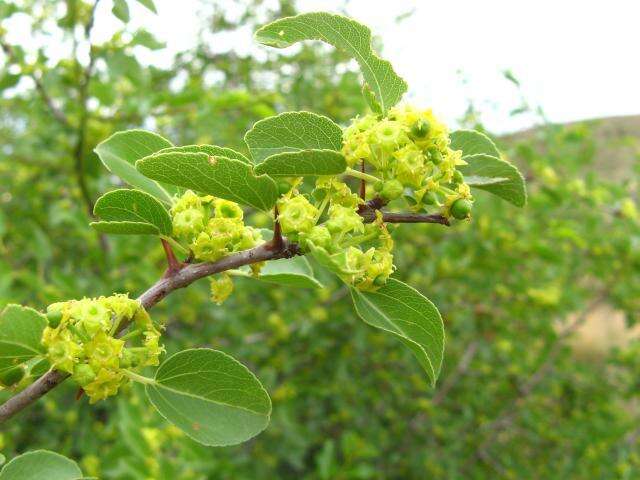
[452,170,464,184]
[0,366,25,387]
[428,147,443,165]
[46,310,63,328]
[423,191,438,205]
[277,181,292,196]
[380,180,403,200]
[410,119,430,139]
[373,180,384,192]
[450,199,473,220]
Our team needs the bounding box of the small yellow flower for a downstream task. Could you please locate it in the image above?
[210,274,234,305]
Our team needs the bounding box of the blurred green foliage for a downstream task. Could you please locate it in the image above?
[1,0,640,478]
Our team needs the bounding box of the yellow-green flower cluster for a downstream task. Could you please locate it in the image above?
[41,294,163,403]
[277,179,395,291]
[342,104,473,219]
[170,190,263,262]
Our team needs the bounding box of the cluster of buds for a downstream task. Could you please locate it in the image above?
[342,105,473,220]
[41,295,163,403]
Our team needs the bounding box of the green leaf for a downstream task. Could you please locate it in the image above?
[350,279,444,386]
[90,221,159,235]
[255,256,323,289]
[112,0,130,23]
[450,129,500,158]
[254,149,346,177]
[0,450,82,480]
[0,304,46,374]
[146,348,271,446]
[159,144,251,164]
[460,154,527,207]
[450,130,526,207]
[134,0,157,13]
[244,111,343,163]
[95,130,174,204]
[136,152,278,211]
[465,175,509,186]
[91,189,172,236]
[255,13,407,113]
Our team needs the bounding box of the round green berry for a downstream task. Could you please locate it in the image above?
[373,180,384,192]
[450,199,473,220]
[0,366,25,387]
[380,180,403,200]
[46,310,63,328]
[410,119,430,139]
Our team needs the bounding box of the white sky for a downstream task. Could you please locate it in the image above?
[5,0,640,133]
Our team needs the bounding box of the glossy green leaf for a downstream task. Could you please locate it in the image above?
[160,145,251,164]
[0,450,82,480]
[0,304,46,374]
[94,130,174,204]
[112,0,129,23]
[134,0,157,13]
[146,348,272,446]
[244,111,343,163]
[136,151,278,211]
[450,129,501,158]
[91,189,172,236]
[254,149,346,177]
[460,154,527,207]
[350,279,445,386]
[255,13,407,113]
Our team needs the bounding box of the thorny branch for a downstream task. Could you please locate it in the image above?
[0,202,450,423]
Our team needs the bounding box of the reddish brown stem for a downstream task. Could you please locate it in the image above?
[359,160,366,200]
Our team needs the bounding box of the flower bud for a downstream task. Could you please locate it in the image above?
[410,119,430,139]
[380,180,403,201]
[452,170,464,185]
